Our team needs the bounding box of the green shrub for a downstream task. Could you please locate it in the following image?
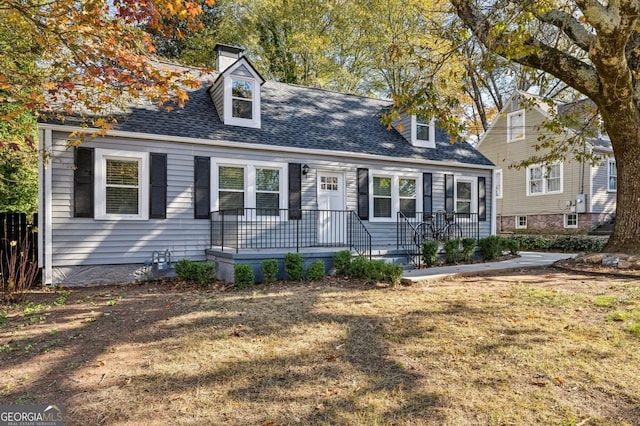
[422,240,439,267]
[284,252,304,281]
[234,264,254,289]
[510,234,604,253]
[477,236,504,261]
[364,260,385,284]
[349,256,368,278]
[461,238,477,262]
[382,263,403,286]
[444,238,462,264]
[504,238,520,255]
[333,250,352,275]
[261,259,279,284]
[306,260,326,281]
[174,259,216,286]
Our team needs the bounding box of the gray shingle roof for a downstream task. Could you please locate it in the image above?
[57,80,495,167]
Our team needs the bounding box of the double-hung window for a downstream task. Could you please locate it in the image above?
[456,180,473,214]
[373,176,392,218]
[411,115,436,148]
[608,158,617,192]
[507,110,525,142]
[495,169,503,199]
[526,163,563,196]
[371,173,420,220]
[231,79,253,120]
[256,168,280,215]
[95,149,149,220]
[218,166,245,214]
[399,178,417,216]
[213,160,285,217]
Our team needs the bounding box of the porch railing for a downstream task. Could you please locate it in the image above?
[210,208,371,259]
[397,211,480,267]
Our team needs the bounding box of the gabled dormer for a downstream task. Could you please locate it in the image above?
[392,113,436,148]
[210,44,265,129]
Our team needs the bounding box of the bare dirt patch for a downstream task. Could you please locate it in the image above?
[1,268,639,425]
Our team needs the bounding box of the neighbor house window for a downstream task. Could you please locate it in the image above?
[515,215,527,229]
[399,178,417,216]
[526,163,563,196]
[495,169,503,199]
[507,110,525,142]
[565,213,578,228]
[95,149,149,220]
[373,176,392,218]
[231,79,253,119]
[608,158,617,192]
[213,160,286,216]
[410,115,436,148]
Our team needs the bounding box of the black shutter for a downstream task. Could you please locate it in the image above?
[357,168,369,220]
[478,176,486,221]
[194,156,210,219]
[445,173,454,212]
[288,163,302,220]
[74,147,94,218]
[423,172,432,219]
[149,153,167,219]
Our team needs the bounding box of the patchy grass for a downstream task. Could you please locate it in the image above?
[1,270,639,425]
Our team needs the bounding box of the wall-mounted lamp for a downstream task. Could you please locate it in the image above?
[302,164,310,176]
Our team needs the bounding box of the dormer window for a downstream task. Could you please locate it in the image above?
[411,115,435,148]
[231,78,254,119]
[210,50,264,130]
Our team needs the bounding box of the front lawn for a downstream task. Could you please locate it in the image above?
[1,269,639,425]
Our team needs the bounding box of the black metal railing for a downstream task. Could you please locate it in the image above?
[210,208,371,258]
[397,211,480,267]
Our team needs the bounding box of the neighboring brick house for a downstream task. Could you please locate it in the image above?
[477,91,616,234]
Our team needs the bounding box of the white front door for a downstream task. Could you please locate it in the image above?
[317,172,346,244]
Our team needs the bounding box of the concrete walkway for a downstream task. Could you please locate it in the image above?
[402,251,576,284]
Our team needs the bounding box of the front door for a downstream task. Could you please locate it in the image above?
[317,172,346,245]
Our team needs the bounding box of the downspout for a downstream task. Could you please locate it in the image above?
[38,128,53,285]
[491,169,497,236]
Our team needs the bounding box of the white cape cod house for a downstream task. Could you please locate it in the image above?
[38,45,496,285]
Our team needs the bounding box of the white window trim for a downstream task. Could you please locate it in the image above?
[495,169,503,199]
[526,163,563,196]
[607,158,617,192]
[94,149,149,220]
[454,176,478,221]
[564,213,578,229]
[211,159,287,219]
[410,115,436,148]
[515,215,527,229]
[507,110,525,142]
[223,67,261,129]
[369,171,421,222]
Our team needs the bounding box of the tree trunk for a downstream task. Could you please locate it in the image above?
[601,106,640,254]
